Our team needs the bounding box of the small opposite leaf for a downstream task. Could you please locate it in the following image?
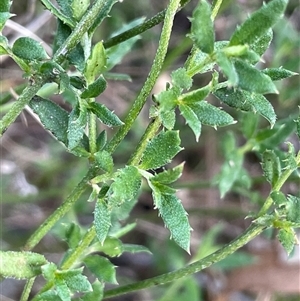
[171,68,193,90]
[229,0,288,46]
[262,68,298,81]
[95,198,112,244]
[179,104,201,142]
[29,96,69,145]
[140,131,182,170]
[261,150,281,186]
[189,0,214,54]
[159,194,191,252]
[84,255,117,284]
[151,163,184,184]
[234,59,278,94]
[0,251,47,279]
[286,195,300,224]
[88,102,123,127]
[278,228,296,256]
[189,101,235,128]
[81,75,107,98]
[12,37,48,60]
[94,150,113,173]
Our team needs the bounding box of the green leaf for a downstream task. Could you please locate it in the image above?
[229,0,288,46]
[215,151,244,197]
[84,41,107,82]
[159,194,191,252]
[151,163,184,184]
[67,104,87,150]
[239,112,259,139]
[56,0,73,17]
[0,251,47,279]
[171,68,193,90]
[71,0,90,21]
[96,130,107,150]
[234,59,278,94]
[109,166,142,205]
[270,191,287,207]
[0,0,11,12]
[296,114,300,139]
[250,29,273,58]
[179,85,210,104]
[214,88,277,127]
[88,102,123,127]
[216,51,238,86]
[286,195,300,224]
[81,75,107,99]
[64,223,82,249]
[0,12,11,31]
[261,150,281,186]
[42,262,57,281]
[34,291,61,301]
[94,198,112,244]
[12,37,48,60]
[139,131,182,170]
[262,68,298,81]
[84,255,117,284]
[94,150,113,173]
[63,268,92,293]
[81,280,104,301]
[0,35,9,54]
[189,0,214,54]
[55,278,70,301]
[99,237,123,257]
[179,104,201,142]
[160,109,176,130]
[122,244,152,254]
[29,96,69,145]
[278,228,296,256]
[189,101,235,128]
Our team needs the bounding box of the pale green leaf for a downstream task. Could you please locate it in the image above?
[71,0,90,21]
[81,280,104,301]
[216,51,238,86]
[12,37,48,60]
[229,0,288,46]
[96,130,107,150]
[278,228,296,255]
[270,191,287,207]
[179,104,202,141]
[0,251,47,279]
[189,101,235,128]
[286,195,300,224]
[94,198,112,244]
[179,85,210,104]
[262,68,298,81]
[159,194,191,252]
[88,102,123,127]
[81,75,107,99]
[122,244,152,254]
[63,270,92,293]
[250,29,273,58]
[0,35,9,54]
[261,150,281,186]
[99,237,123,257]
[171,68,193,90]
[34,291,61,301]
[189,0,214,54]
[0,12,11,31]
[139,131,182,170]
[151,163,184,184]
[64,222,82,249]
[41,263,57,282]
[160,109,176,130]
[84,255,117,284]
[234,59,278,94]
[29,96,69,145]
[55,278,71,301]
[94,150,113,172]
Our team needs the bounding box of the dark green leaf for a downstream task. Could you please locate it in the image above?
[64,223,82,249]
[94,198,112,244]
[0,251,47,279]
[88,102,123,127]
[67,104,87,150]
[278,228,296,255]
[0,0,11,12]
[171,68,193,90]
[122,244,152,254]
[96,130,107,150]
[81,75,107,99]
[234,59,278,94]
[84,41,107,82]
[100,237,123,257]
[140,131,182,170]
[189,101,235,128]
[12,37,48,60]
[262,68,298,81]
[189,0,214,54]
[270,191,287,207]
[229,0,288,46]
[239,112,259,139]
[70,76,86,90]
[151,163,184,184]
[179,85,210,104]
[109,166,142,205]
[81,280,104,301]
[286,195,300,224]
[56,0,73,17]
[71,0,90,21]
[261,150,281,186]
[149,181,176,195]
[159,194,191,252]
[216,51,238,86]
[29,96,69,145]
[94,150,113,173]
[179,104,201,141]
[84,255,117,284]
[214,88,276,127]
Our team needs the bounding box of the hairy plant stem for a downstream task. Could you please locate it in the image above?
[20,278,35,301]
[103,223,267,299]
[89,112,98,155]
[211,0,224,21]
[23,167,97,251]
[0,77,44,136]
[105,0,182,154]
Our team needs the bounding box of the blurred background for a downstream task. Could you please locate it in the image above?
[0,0,299,300]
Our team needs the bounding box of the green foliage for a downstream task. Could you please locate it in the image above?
[1,0,299,300]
